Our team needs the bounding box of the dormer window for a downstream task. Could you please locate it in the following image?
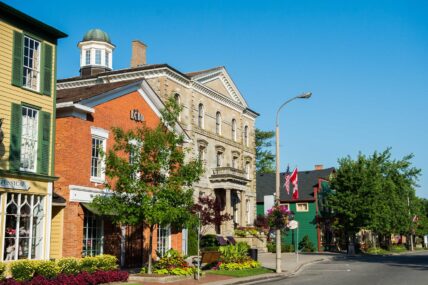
[105,51,110,67]
[95,49,101,65]
[85,50,91,65]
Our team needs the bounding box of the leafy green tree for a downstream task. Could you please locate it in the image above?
[255,128,275,173]
[327,148,420,247]
[91,97,203,273]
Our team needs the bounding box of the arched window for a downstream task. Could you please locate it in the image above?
[174,93,181,121]
[245,161,251,179]
[216,112,221,135]
[231,119,237,141]
[198,103,204,128]
[244,125,249,147]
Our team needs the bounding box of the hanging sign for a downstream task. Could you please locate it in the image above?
[130,109,144,122]
[0,178,30,190]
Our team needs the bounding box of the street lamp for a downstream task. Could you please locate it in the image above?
[275,92,312,273]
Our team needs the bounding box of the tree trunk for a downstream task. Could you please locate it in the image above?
[148,224,154,274]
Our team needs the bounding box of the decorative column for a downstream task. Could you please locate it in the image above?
[225,189,232,235]
[240,191,246,227]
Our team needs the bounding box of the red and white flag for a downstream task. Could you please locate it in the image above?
[284,165,291,195]
[290,168,299,200]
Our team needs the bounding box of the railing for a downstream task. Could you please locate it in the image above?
[211,167,248,179]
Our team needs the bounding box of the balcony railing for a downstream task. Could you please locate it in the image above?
[211,167,249,182]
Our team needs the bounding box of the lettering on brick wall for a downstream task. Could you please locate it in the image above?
[130,109,144,122]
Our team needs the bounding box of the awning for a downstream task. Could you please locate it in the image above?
[81,203,103,215]
[81,202,117,216]
[52,192,67,206]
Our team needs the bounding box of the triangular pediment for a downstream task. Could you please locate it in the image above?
[187,67,248,107]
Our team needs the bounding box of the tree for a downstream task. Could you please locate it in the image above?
[191,193,232,235]
[326,148,420,248]
[91,96,203,273]
[255,128,275,173]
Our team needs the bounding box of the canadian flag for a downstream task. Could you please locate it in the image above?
[290,168,299,200]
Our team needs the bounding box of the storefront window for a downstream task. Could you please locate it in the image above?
[3,193,44,261]
[82,208,103,257]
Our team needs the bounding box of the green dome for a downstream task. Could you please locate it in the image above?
[82,29,111,44]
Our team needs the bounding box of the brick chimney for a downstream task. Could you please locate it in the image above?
[315,164,324,170]
[131,40,147,67]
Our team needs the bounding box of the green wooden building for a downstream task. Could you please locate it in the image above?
[256,166,334,252]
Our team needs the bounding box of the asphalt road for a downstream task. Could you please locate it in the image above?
[253,251,428,285]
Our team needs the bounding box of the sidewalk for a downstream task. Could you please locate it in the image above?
[129,252,338,285]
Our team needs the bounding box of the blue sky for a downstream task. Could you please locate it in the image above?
[4,0,427,197]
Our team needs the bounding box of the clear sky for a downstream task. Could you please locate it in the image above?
[4,0,427,197]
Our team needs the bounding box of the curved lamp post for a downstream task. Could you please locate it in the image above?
[275,92,312,273]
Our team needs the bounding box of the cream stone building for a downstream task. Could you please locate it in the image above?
[57,32,258,241]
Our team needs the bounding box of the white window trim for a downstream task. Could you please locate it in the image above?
[90,127,108,183]
[20,106,39,173]
[22,35,41,92]
[296,202,309,212]
[157,225,171,257]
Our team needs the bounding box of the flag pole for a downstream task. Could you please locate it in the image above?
[275,92,312,274]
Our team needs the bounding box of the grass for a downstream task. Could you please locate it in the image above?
[207,267,274,277]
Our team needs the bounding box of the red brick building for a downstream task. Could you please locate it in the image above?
[54,77,188,267]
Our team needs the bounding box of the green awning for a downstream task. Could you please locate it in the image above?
[81,203,103,216]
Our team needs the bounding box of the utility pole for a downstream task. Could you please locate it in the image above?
[408,195,414,251]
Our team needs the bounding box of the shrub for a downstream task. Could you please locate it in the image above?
[219,242,250,263]
[80,256,99,273]
[9,260,36,281]
[94,254,118,271]
[34,260,60,279]
[200,234,219,249]
[299,235,315,252]
[0,263,5,280]
[388,245,407,253]
[187,227,198,255]
[267,242,294,253]
[0,270,128,285]
[152,249,195,276]
[366,247,389,255]
[57,257,81,275]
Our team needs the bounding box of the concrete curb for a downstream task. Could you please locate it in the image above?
[204,256,335,285]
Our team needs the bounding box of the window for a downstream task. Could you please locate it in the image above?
[232,156,238,169]
[91,137,104,179]
[296,203,309,212]
[105,51,110,67]
[244,125,249,147]
[85,49,91,65]
[216,112,221,135]
[198,145,205,162]
[3,193,44,260]
[23,36,41,91]
[245,161,251,179]
[95,49,101,65]
[157,225,171,257]
[232,119,237,141]
[174,94,181,121]
[198,103,204,128]
[82,208,103,256]
[216,151,223,167]
[20,106,38,172]
[280,203,290,210]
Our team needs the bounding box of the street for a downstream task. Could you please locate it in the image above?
[253,251,428,285]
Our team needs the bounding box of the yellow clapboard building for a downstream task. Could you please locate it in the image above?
[0,2,66,261]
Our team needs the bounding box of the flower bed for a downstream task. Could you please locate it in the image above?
[140,249,197,276]
[211,242,261,271]
[234,227,262,237]
[0,255,129,284]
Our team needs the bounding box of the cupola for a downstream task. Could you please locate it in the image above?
[78,28,115,77]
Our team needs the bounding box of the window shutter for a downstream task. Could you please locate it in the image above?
[12,31,23,87]
[42,43,53,96]
[9,103,22,171]
[37,111,51,175]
